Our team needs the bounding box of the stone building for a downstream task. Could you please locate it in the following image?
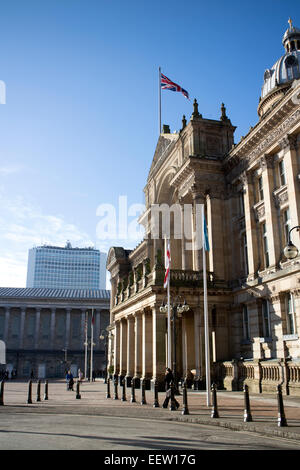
[106,22,300,395]
[0,287,110,378]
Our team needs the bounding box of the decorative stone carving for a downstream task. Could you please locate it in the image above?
[225,109,300,180]
[273,187,288,208]
[279,134,298,151]
[253,202,265,221]
[260,153,274,171]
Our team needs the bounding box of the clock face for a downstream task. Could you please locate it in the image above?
[285,55,297,67]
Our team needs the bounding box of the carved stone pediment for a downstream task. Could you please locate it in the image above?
[148,134,178,179]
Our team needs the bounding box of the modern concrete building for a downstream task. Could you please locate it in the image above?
[0,287,110,378]
[26,242,107,290]
[106,21,300,396]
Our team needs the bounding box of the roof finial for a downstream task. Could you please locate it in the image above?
[288,17,293,30]
[192,98,199,117]
[220,102,228,121]
[181,114,187,130]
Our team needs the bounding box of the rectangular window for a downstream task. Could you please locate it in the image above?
[279,159,286,186]
[239,192,245,216]
[262,299,271,338]
[258,176,264,201]
[241,232,249,276]
[262,223,269,268]
[283,208,291,244]
[286,292,297,335]
[243,305,250,340]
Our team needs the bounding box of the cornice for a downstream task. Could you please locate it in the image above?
[224,86,300,180]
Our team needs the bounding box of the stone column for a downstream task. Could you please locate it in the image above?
[113,320,120,376]
[206,193,226,279]
[152,307,166,389]
[65,308,71,350]
[3,307,10,343]
[119,318,127,380]
[134,312,142,383]
[142,309,152,383]
[95,309,101,348]
[191,191,204,272]
[179,200,187,270]
[19,307,26,349]
[280,135,300,230]
[126,315,135,385]
[50,307,56,350]
[241,172,260,279]
[260,154,279,267]
[34,308,41,349]
[270,293,285,359]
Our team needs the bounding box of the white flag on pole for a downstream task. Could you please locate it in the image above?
[164,239,171,288]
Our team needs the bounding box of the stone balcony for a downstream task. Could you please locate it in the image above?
[114,265,229,306]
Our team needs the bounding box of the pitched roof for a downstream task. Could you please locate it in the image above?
[0,287,110,300]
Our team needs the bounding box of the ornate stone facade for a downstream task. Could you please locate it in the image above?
[107,23,300,394]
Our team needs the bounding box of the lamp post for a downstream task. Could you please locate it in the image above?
[160,296,189,392]
[284,226,300,259]
[99,329,109,384]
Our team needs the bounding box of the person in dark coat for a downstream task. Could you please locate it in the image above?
[162,368,179,409]
[66,370,74,391]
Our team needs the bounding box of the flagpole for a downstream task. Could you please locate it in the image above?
[165,236,171,369]
[90,308,94,382]
[159,66,161,135]
[202,204,211,406]
[84,311,88,380]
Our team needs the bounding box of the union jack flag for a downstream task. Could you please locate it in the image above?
[161,73,189,100]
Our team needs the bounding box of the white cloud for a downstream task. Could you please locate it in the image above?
[0,193,94,287]
[0,165,23,176]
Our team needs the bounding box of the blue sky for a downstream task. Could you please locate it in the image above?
[0,0,299,287]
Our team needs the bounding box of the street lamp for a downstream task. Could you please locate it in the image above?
[284,226,300,259]
[160,296,189,392]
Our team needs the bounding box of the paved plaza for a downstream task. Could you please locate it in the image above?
[0,379,300,450]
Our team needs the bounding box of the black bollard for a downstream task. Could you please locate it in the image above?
[121,378,127,402]
[114,377,118,400]
[27,380,32,404]
[76,380,81,399]
[243,384,252,422]
[141,378,147,405]
[211,383,219,418]
[0,380,4,406]
[182,380,190,415]
[131,378,136,403]
[106,378,111,399]
[44,380,48,401]
[169,382,176,411]
[36,380,41,402]
[153,380,160,408]
[277,384,288,427]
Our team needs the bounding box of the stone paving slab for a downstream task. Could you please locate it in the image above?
[1,379,300,442]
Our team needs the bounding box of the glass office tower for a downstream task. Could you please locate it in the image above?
[26,242,107,289]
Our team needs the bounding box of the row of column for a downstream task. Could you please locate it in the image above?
[241,134,300,277]
[111,308,203,385]
[1,306,103,350]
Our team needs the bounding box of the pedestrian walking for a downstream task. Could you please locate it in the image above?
[66,370,74,391]
[162,368,179,409]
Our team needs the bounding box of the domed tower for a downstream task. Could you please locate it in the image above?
[258,18,300,118]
